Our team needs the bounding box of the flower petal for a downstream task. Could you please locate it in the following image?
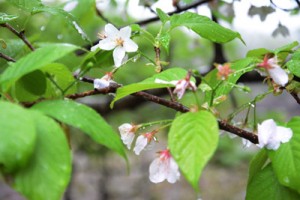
[113,46,126,67]
[119,26,131,39]
[93,78,110,90]
[99,38,116,50]
[149,158,166,183]
[133,135,148,155]
[275,126,293,143]
[90,43,101,52]
[268,66,289,86]
[105,23,119,37]
[123,38,138,52]
[166,158,180,183]
[257,119,277,148]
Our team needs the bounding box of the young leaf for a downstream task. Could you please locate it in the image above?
[246,164,300,200]
[0,43,79,92]
[31,99,126,159]
[13,111,71,200]
[111,68,194,107]
[8,0,43,11]
[0,101,36,173]
[0,12,18,23]
[268,117,300,193]
[156,8,170,24]
[170,12,244,44]
[168,111,219,191]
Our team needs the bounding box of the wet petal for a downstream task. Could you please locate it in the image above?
[90,43,101,52]
[105,23,119,37]
[119,26,131,39]
[99,38,116,50]
[268,66,289,86]
[275,126,293,143]
[123,38,138,52]
[113,46,126,67]
[257,119,276,148]
[166,158,180,183]
[149,158,166,183]
[94,78,110,90]
[133,135,148,155]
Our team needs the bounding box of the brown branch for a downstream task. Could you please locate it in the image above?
[290,92,300,105]
[135,0,212,26]
[0,23,35,51]
[22,75,258,144]
[0,52,16,62]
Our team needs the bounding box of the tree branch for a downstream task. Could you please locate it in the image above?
[0,52,16,62]
[290,92,300,104]
[0,23,35,51]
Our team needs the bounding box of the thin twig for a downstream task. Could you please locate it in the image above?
[0,23,35,51]
[0,52,16,62]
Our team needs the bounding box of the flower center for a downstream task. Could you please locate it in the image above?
[115,37,124,47]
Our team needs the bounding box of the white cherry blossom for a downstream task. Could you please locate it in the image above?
[91,23,138,67]
[118,123,139,149]
[257,55,289,86]
[257,119,293,150]
[155,73,196,99]
[149,149,180,184]
[93,72,114,90]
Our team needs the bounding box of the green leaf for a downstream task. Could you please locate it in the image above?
[156,8,170,24]
[0,12,18,23]
[170,12,244,44]
[246,48,270,58]
[0,43,79,92]
[247,149,268,184]
[268,117,300,193]
[9,0,43,11]
[31,100,126,158]
[13,111,71,200]
[203,57,257,103]
[169,111,219,191]
[42,63,77,97]
[19,70,46,95]
[0,101,36,173]
[287,51,300,78]
[111,68,193,107]
[274,41,299,54]
[80,49,114,71]
[246,164,300,200]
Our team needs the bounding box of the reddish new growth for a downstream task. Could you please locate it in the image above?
[216,63,233,80]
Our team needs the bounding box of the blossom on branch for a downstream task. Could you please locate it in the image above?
[118,123,139,149]
[257,55,289,86]
[93,72,114,90]
[134,131,157,155]
[257,119,293,150]
[149,149,180,184]
[91,23,138,67]
[216,63,233,80]
[155,72,197,99]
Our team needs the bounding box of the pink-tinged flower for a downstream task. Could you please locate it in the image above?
[134,131,157,155]
[155,73,196,99]
[91,23,138,67]
[149,149,180,183]
[257,55,289,86]
[118,123,139,149]
[216,63,233,80]
[257,119,293,150]
[93,72,114,90]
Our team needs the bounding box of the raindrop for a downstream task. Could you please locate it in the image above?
[249,103,255,108]
[40,26,46,31]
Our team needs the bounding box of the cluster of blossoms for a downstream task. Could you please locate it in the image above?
[91,24,138,67]
[118,123,180,183]
[155,72,197,99]
[216,63,234,80]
